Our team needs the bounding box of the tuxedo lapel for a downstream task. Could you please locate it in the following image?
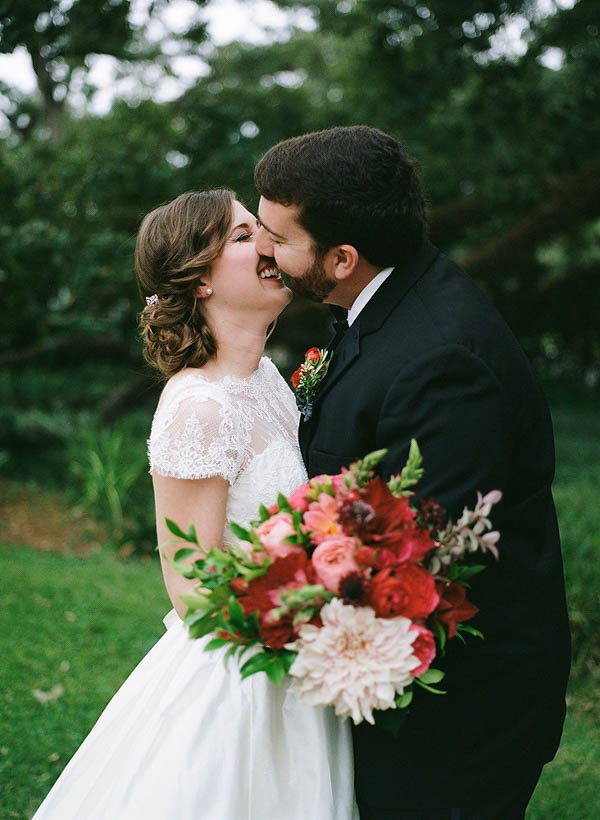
[314,320,361,406]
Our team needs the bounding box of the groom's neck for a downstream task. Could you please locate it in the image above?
[325,259,386,310]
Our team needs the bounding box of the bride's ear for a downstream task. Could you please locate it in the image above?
[194,281,213,298]
[329,244,360,282]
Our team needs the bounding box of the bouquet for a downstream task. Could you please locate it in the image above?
[168,442,501,730]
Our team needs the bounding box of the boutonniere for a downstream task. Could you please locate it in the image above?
[290,347,330,422]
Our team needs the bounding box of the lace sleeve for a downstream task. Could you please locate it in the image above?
[148,383,246,483]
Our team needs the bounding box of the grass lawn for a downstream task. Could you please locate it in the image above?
[0,546,170,819]
[1,384,598,818]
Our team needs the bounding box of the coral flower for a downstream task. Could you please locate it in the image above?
[303,493,341,545]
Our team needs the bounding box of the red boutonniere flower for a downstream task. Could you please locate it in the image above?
[290,347,330,421]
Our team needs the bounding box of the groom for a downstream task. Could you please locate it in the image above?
[255,126,570,819]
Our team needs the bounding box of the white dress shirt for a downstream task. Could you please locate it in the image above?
[347,266,394,326]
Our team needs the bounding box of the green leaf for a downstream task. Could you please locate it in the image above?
[417,668,445,685]
[179,593,209,611]
[166,518,198,543]
[445,564,486,584]
[258,504,271,522]
[239,651,275,679]
[229,521,251,541]
[456,624,485,640]
[373,706,407,737]
[414,677,447,695]
[227,597,247,631]
[264,657,288,686]
[277,492,292,512]
[172,547,197,563]
[187,615,219,640]
[204,637,229,652]
[431,616,447,653]
[396,690,413,709]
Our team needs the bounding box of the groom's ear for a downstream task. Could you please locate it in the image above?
[328,244,360,282]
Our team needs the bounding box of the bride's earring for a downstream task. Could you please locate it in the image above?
[205,287,213,296]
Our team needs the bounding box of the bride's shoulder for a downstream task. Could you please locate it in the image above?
[157,367,227,409]
[151,369,234,441]
[148,370,242,482]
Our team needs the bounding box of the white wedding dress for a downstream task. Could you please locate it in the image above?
[33,357,358,820]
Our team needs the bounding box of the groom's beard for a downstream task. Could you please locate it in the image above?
[285,254,336,302]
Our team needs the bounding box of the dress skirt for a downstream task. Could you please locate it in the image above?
[33,612,359,820]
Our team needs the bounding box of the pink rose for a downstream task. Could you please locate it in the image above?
[409,624,436,677]
[256,512,302,560]
[288,482,311,513]
[312,535,360,594]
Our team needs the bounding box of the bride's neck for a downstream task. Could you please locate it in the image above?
[202,317,267,379]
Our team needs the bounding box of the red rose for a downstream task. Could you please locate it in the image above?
[260,614,296,649]
[435,580,479,638]
[235,552,316,648]
[369,565,440,619]
[290,366,305,389]
[409,624,436,677]
[305,347,321,363]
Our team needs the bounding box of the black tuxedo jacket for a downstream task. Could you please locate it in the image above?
[299,242,570,815]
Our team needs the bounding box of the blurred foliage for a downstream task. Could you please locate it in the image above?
[64,416,156,554]
[0,0,598,488]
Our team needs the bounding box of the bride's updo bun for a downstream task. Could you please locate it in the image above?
[135,189,235,378]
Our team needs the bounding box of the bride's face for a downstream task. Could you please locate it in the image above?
[199,201,292,319]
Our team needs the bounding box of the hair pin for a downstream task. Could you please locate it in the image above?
[146,294,159,306]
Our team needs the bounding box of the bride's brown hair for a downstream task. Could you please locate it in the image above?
[135,189,235,378]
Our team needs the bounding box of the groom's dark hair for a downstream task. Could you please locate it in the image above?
[254,125,427,267]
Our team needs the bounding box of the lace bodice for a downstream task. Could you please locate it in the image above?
[148,357,308,529]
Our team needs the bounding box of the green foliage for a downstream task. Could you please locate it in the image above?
[548,380,600,686]
[388,439,424,495]
[64,415,156,554]
[240,649,296,685]
[1,0,598,463]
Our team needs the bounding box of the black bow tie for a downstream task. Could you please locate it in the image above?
[330,319,349,349]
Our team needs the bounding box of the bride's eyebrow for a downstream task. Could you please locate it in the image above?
[230,220,257,234]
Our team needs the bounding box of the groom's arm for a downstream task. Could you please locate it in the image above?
[376,344,510,518]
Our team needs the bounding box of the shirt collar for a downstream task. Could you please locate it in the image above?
[347,266,394,326]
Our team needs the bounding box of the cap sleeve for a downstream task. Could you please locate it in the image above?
[148,381,245,483]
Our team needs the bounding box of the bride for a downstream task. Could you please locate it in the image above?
[33,190,359,820]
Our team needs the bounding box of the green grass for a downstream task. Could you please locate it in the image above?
[0,546,169,819]
[1,383,599,818]
[527,384,600,818]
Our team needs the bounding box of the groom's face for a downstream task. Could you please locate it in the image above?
[256,198,336,302]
